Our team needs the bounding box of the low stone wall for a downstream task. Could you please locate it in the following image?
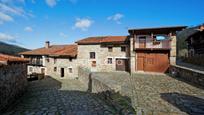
[78,67,91,90]
[0,64,28,112]
[78,67,135,114]
[170,64,204,87]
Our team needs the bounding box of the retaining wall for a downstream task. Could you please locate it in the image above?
[170,64,204,87]
[0,64,28,112]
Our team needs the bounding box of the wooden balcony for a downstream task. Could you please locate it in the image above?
[134,39,171,51]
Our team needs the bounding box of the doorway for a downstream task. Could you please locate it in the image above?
[61,68,64,77]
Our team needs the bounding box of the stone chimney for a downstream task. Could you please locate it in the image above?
[45,41,50,48]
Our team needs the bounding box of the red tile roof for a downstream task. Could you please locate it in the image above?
[0,54,29,63]
[19,44,77,57]
[76,36,128,44]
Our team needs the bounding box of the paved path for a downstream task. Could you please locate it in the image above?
[129,73,204,115]
[3,77,114,115]
[93,72,204,115]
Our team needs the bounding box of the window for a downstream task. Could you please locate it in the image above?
[29,67,33,72]
[54,58,57,64]
[69,58,72,62]
[69,68,73,73]
[108,47,113,52]
[121,46,126,52]
[46,58,50,63]
[153,35,168,41]
[107,58,112,64]
[54,67,57,72]
[90,52,95,59]
[92,61,96,67]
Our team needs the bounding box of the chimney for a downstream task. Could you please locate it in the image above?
[45,41,50,48]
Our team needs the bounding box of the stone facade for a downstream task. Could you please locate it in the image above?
[46,57,78,79]
[170,36,177,64]
[0,63,28,112]
[77,44,129,72]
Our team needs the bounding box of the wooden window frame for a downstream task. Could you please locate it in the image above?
[121,46,126,52]
[90,52,96,59]
[107,58,113,64]
[54,67,57,72]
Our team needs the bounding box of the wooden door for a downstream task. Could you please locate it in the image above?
[61,68,64,77]
[136,52,169,73]
[144,53,169,73]
[116,59,128,71]
[137,53,145,71]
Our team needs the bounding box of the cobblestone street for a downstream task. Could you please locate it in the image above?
[129,73,204,115]
[2,77,115,115]
[92,72,204,115]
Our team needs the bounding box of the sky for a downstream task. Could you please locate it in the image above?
[0,0,203,49]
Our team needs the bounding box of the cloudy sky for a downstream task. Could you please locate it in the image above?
[0,0,204,49]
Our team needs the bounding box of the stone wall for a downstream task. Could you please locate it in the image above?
[78,67,135,114]
[78,67,90,90]
[170,36,177,65]
[77,44,129,72]
[170,64,204,87]
[0,63,28,112]
[46,57,78,79]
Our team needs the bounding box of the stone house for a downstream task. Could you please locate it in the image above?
[20,26,186,79]
[185,24,204,57]
[76,36,130,72]
[20,42,78,79]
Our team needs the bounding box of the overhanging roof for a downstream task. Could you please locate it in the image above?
[128,26,187,35]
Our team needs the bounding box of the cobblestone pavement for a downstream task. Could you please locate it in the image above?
[129,73,204,115]
[2,77,115,115]
[93,72,204,115]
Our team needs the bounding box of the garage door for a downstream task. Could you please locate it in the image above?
[137,52,169,73]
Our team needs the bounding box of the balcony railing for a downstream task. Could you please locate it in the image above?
[134,39,171,49]
[28,59,43,66]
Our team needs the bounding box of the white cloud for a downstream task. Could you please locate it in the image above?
[59,32,68,38]
[74,18,93,31]
[0,32,15,41]
[0,2,34,24]
[107,13,124,24]
[0,3,25,16]
[24,26,33,32]
[0,12,13,24]
[45,0,57,7]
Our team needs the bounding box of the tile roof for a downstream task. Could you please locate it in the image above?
[0,54,29,63]
[76,36,128,44]
[19,44,77,57]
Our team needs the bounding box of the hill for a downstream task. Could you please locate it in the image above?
[0,41,30,56]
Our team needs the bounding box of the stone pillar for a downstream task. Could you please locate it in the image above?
[170,36,177,65]
[130,36,136,73]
